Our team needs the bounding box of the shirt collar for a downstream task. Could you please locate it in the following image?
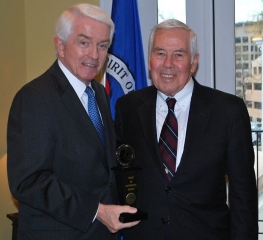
[157,78,194,111]
[58,60,89,98]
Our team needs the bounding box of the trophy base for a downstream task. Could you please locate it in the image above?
[119,209,147,223]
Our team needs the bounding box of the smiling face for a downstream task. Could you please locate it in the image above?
[55,15,111,85]
[149,28,199,96]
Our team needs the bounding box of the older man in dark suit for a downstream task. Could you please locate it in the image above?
[115,19,258,239]
[7,4,139,240]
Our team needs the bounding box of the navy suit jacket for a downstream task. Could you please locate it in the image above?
[115,79,258,240]
[7,61,119,240]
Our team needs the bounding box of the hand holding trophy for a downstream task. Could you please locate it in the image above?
[112,144,147,223]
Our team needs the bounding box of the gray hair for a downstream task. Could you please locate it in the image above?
[55,3,115,45]
[148,19,199,62]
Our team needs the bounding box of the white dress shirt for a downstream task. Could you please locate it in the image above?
[156,78,194,171]
[58,60,102,118]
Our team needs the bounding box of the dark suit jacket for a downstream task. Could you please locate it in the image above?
[114,79,258,240]
[7,61,119,240]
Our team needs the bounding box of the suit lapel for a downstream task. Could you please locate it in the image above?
[137,86,169,181]
[50,61,105,152]
[174,80,212,179]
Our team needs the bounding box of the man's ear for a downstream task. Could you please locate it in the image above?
[148,58,152,71]
[191,53,200,74]
[54,36,65,58]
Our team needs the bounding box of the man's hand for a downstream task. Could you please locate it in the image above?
[97,203,140,233]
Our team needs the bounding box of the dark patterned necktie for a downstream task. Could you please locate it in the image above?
[159,98,178,181]
[85,86,105,145]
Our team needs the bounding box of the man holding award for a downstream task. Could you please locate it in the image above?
[7,4,140,240]
[114,19,258,239]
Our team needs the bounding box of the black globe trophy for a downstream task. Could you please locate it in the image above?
[112,144,147,223]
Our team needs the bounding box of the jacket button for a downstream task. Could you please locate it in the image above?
[161,218,170,224]
[165,187,171,193]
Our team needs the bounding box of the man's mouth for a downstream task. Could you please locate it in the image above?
[83,63,97,68]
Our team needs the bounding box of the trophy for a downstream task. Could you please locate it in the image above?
[112,144,147,223]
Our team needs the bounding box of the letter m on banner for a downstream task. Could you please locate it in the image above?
[105,0,147,119]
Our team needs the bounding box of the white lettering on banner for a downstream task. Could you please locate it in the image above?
[106,54,135,94]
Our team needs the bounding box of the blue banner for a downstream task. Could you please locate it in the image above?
[105,0,148,119]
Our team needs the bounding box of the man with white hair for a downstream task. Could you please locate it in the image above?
[7,4,139,240]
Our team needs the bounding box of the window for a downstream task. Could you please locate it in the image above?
[235,37,241,43]
[243,54,249,60]
[236,72,242,78]
[243,63,249,69]
[235,1,262,235]
[243,45,249,52]
[254,83,261,90]
[246,82,252,89]
[236,54,241,61]
[243,36,249,43]
[157,0,186,23]
[255,102,262,109]
[247,101,253,108]
[236,63,242,69]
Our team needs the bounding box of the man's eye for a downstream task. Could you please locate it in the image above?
[79,39,91,47]
[174,53,184,60]
[98,43,109,50]
[81,41,88,46]
[156,51,165,57]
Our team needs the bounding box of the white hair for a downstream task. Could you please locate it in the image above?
[148,19,199,62]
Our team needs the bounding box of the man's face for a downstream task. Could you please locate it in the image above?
[55,16,111,85]
[149,28,199,96]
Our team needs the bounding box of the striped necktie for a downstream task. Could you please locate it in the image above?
[159,98,178,181]
[85,86,105,145]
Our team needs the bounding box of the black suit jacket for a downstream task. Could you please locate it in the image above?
[115,79,258,240]
[7,61,119,240]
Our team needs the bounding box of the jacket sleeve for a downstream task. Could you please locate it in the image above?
[227,98,258,239]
